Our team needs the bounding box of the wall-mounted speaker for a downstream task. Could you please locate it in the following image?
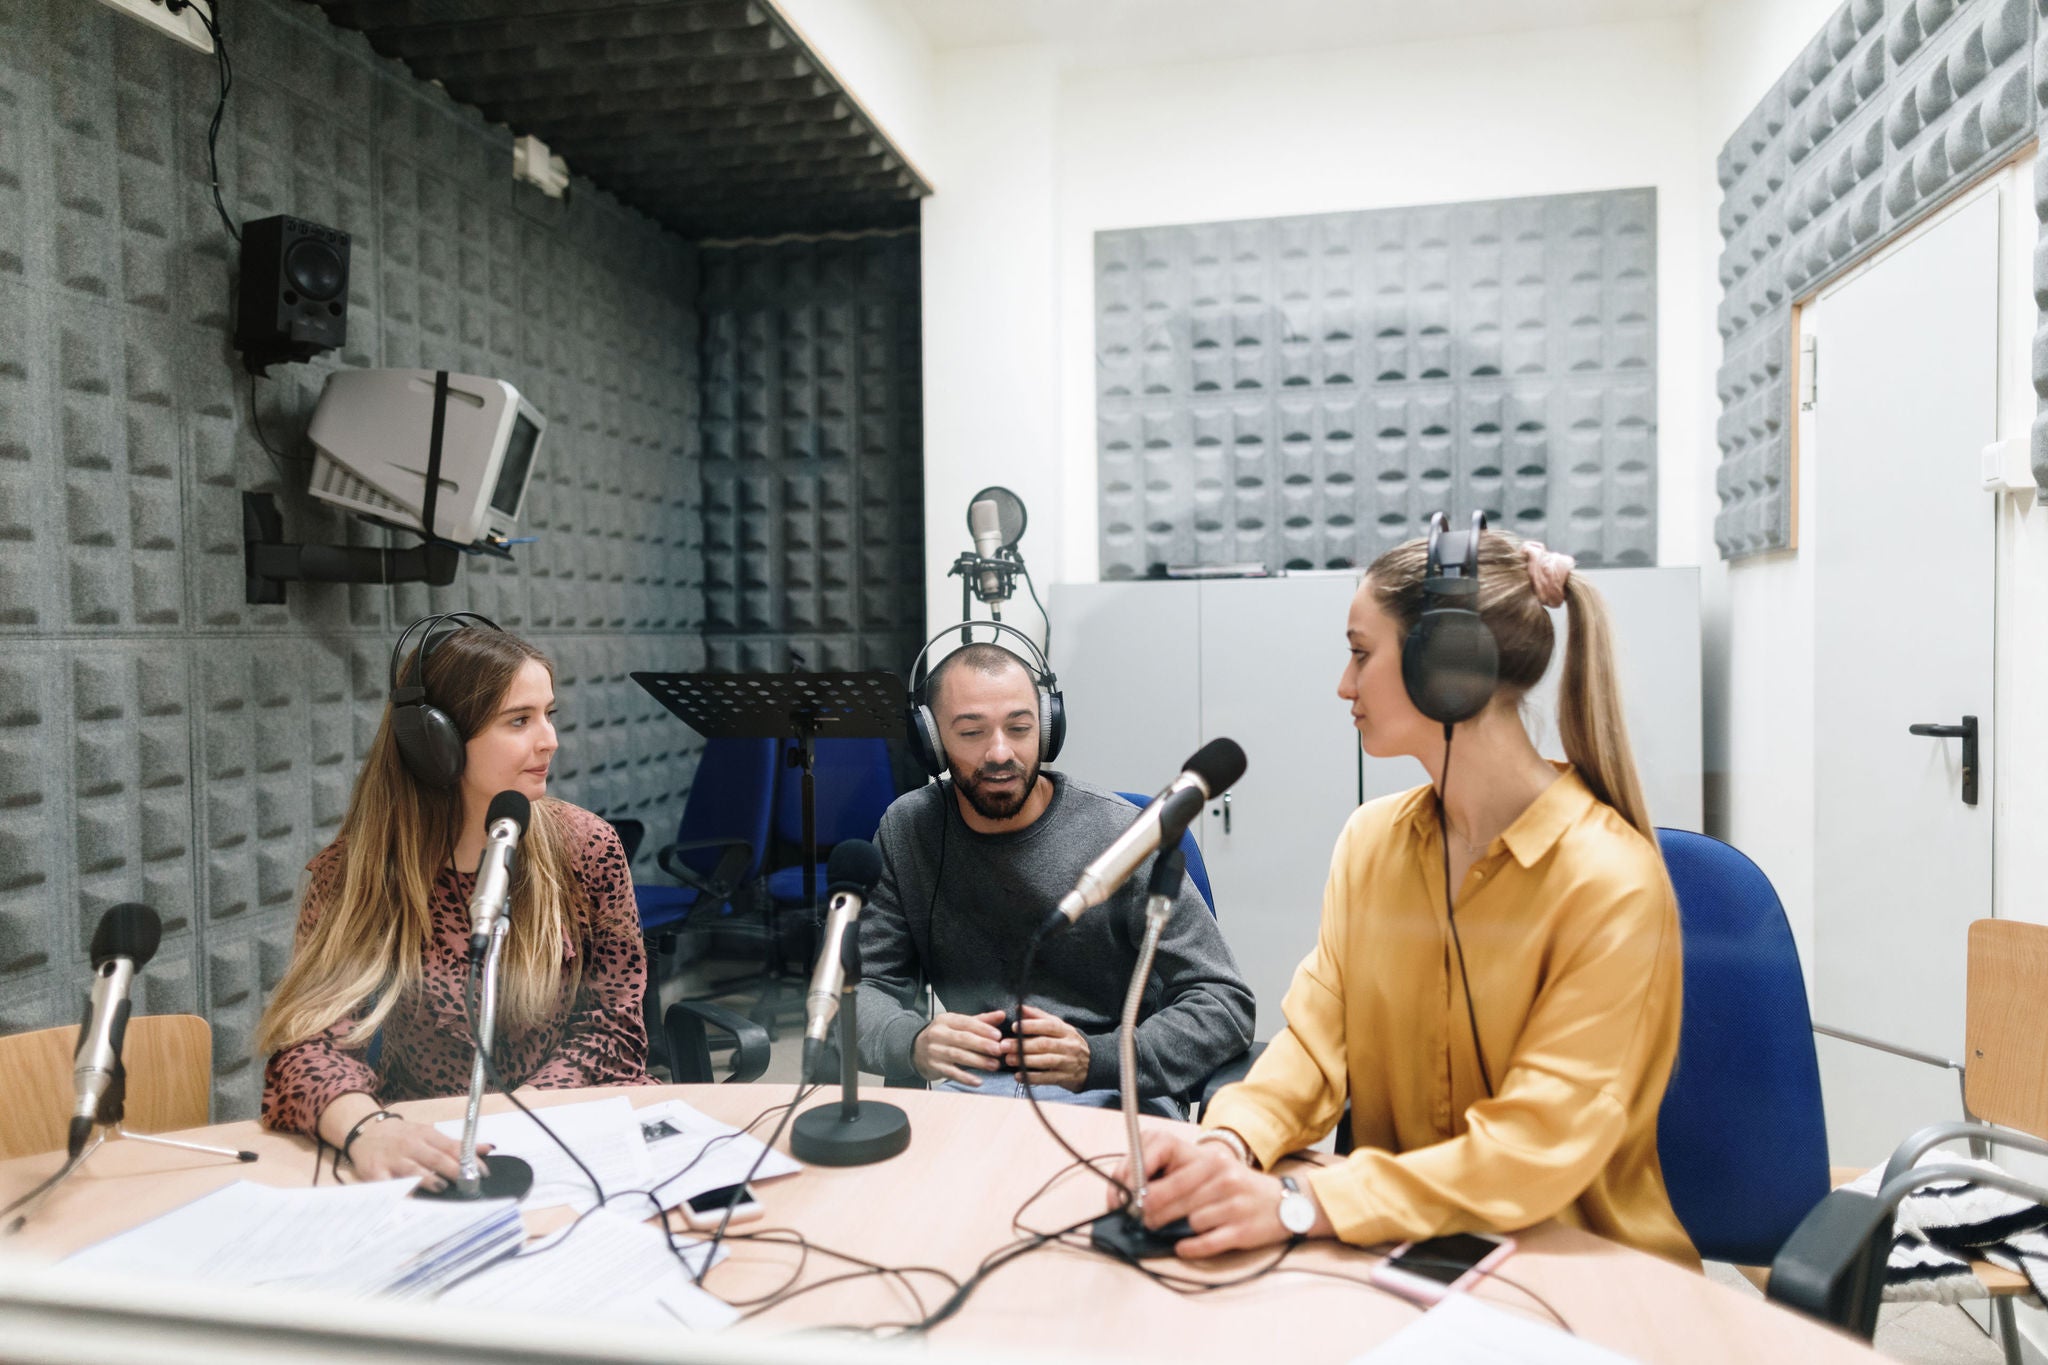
[235,214,350,375]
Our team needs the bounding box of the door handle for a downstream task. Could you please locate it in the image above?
[1211,791,1231,835]
[1908,715,1977,807]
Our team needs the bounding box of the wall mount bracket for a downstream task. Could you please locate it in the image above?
[242,490,459,604]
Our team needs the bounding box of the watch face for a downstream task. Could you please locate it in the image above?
[1279,1179,1316,1235]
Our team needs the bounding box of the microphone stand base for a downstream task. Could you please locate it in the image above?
[1089,1209,1195,1261]
[790,1100,910,1167]
[414,1155,534,1202]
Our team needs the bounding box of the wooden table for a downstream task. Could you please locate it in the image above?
[0,1084,1882,1363]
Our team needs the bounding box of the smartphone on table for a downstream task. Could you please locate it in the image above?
[679,1181,763,1230]
[1367,1231,1516,1305]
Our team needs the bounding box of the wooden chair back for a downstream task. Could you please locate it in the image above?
[0,1014,213,1159]
[1965,919,2048,1139]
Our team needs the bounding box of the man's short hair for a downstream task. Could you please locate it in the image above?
[927,643,1033,715]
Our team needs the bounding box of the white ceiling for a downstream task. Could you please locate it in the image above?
[896,0,1708,68]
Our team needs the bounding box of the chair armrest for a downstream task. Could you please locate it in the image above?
[1811,1022,1963,1073]
[1198,1041,1265,1111]
[1880,1121,2048,1189]
[656,838,753,897]
[664,1000,771,1084]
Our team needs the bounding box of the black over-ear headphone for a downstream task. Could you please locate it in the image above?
[389,612,503,789]
[1401,511,1499,727]
[904,622,1065,778]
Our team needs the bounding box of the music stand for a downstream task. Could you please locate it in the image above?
[631,670,905,1020]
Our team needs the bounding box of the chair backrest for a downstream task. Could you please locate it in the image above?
[0,1014,214,1160]
[774,738,897,850]
[605,816,646,864]
[674,737,779,882]
[1654,828,1830,1266]
[1115,792,1215,915]
[1965,918,2048,1139]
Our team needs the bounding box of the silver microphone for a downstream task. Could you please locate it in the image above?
[969,497,1008,604]
[467,791,531,957]
[70,904,162,1157]
[802,839,885,1081]
[1052,739,1247,926]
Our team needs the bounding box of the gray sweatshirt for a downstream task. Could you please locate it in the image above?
[854,771,1255,1098]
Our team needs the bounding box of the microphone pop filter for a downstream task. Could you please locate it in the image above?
[91,903,162,970]
[826,838,884,896]
[1183,738,1247,799]
[485,789,532,834]
[965,485,1027,549]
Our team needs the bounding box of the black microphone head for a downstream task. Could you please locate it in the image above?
[485,790,531,834]
[1184,738,1247,798]
[826,838,884,895]
[91,903,162,970]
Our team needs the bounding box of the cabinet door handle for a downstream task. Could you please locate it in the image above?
[1212,791,1231,835]
[1908,715,1977,806]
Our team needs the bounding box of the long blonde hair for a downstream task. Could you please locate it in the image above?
[256,628,585,1055]
[1366,531,1654,842]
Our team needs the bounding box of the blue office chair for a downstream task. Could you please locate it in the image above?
[764,737,899,913]
[1655,827,1831,1266]
[632,737,778,1073]
[1113,792,1214,914]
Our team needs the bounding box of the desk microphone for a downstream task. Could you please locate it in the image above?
[1050,739,1246,927]
[802,839,885,1082]
[467,791,530,957]
[71,904,162,1157]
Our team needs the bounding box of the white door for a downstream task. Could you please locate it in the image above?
[1197,575,1363,1038]
[1809,189,1999,1165]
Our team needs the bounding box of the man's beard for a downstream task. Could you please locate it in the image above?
[950,755,1041,821]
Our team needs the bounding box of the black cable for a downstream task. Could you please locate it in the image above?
[1438,723,1494,1098]
[691,1081,819,1285]
[175,0,240,243]
[1020,562,1052,662]
[1013,922,1134,1205]
[247,371,301,482]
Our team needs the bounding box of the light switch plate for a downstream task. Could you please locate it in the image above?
[93,0,214,54]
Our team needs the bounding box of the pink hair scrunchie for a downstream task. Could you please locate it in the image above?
[1522,541,1575,609]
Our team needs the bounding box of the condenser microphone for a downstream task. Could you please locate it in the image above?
[70,904,163,1157]
[969,497,1009,604]
[467,791,531,957]
[802,839,885,1081]
[1051,739,1247,927]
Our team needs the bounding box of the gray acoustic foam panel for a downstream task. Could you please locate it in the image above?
[307,0,930,239]
[0,0,707,1120]
[1094,191,1658,582]
[696,234,926,680]
[1714,0,2038,557]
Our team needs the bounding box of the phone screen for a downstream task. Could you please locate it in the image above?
[685,1182,755,1214]
[1389,1233,1505,1285]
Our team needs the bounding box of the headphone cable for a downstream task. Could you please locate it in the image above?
[1438,723,1494,1098]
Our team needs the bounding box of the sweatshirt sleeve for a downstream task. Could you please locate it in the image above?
[1083,865,1256,1098]
[260,849,381,1136]
[1303,878,1680,1247]
[854,806,930,1079]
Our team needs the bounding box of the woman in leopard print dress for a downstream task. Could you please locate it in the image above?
[255,623,652,1187]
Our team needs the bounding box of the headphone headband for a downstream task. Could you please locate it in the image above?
[389,611,502,700]
[906,620,1057,702]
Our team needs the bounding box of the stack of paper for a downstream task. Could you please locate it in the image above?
[441,1209,739,1330]
[63,1180,523,1297]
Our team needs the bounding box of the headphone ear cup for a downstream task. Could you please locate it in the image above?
[1403,610,1500,726]
[1039,687,1065,765]
[394,702,467,789]
[907,703,947,778]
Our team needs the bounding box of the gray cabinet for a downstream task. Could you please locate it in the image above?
[1050,569,1701,1041]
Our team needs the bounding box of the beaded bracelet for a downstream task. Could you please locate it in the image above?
[339,1108,399,1167]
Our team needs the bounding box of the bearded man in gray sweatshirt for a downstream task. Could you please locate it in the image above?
[855,643,1254,1115]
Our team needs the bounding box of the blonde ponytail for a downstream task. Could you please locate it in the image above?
[1556,576,1654,842]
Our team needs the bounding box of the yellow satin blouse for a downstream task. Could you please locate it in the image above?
[1203,766,1698,1268]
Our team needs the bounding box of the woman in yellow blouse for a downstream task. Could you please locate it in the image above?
[1126,523,1697,1268]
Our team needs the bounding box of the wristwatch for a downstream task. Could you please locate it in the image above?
[1277,1175,1317,1236]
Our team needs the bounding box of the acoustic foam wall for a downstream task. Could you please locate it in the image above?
[1713,0,2038,557]
[1094,190,1657,581]
[0,0,706,1119]
[696,234,925,680]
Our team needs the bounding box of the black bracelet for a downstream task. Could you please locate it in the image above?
[339,1108,398,1166]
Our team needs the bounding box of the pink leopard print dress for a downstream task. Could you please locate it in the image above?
[260,802,654,1135]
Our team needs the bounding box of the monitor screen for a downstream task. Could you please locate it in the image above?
[489,414,539,518]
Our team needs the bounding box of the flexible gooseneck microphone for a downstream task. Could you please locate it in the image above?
[1050,739,1247,927]
[802,839,886,1082]
[467,791,531,957]
[70,904,163,1157]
